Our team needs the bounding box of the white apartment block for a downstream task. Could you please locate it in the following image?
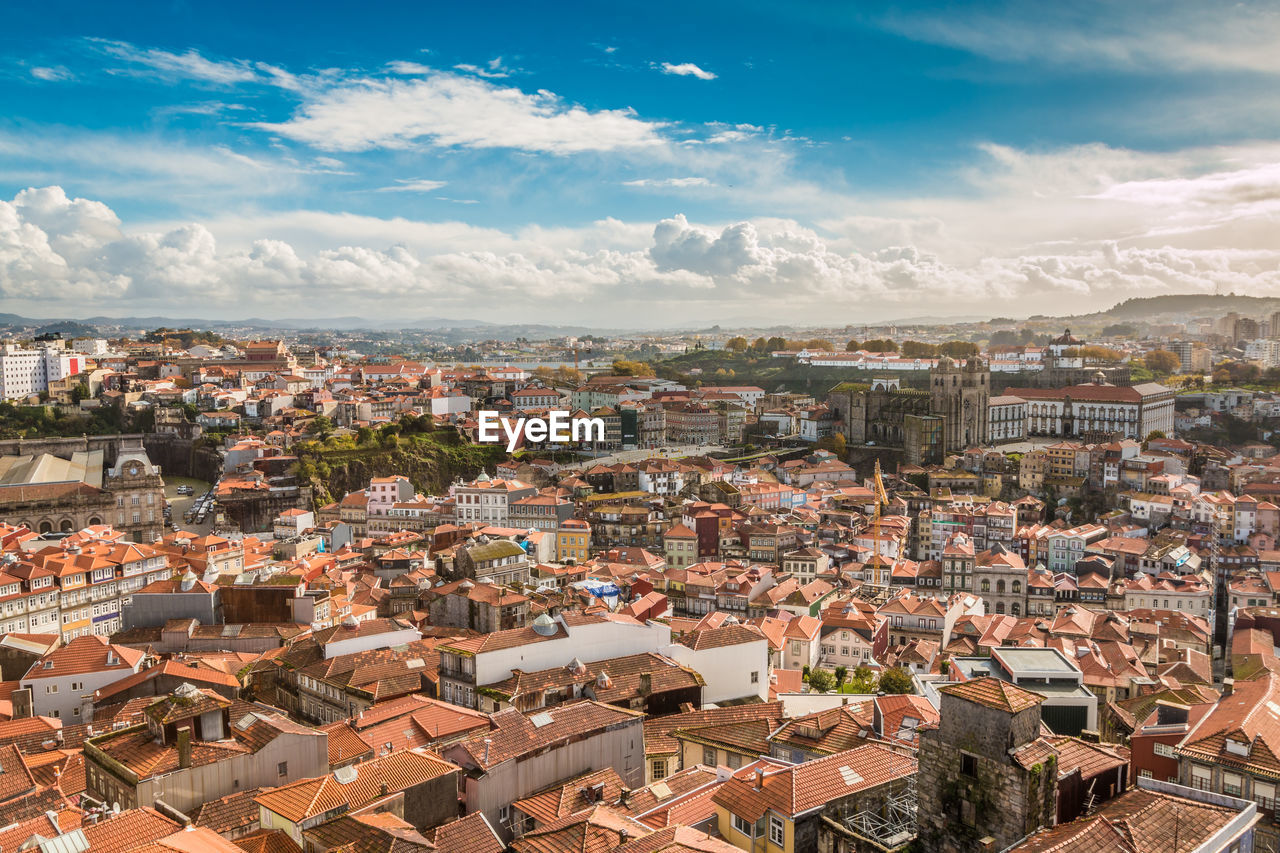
[0,343,85,400]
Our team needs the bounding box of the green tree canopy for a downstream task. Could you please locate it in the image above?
[878,667,915,694]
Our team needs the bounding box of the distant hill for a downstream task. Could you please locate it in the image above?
[1034,293,1280,325]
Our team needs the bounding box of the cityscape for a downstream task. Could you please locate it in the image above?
[3,2,1280,852]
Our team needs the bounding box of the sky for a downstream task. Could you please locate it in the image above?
[4,0,1280,327]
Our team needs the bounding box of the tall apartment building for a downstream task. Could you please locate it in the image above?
[0,342,85,400]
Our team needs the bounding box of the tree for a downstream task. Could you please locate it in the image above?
[764,336,788,353]
[878,667,914,694]
[847,665,878,694]
[355,426,374,445]
[804,339,835,352]
[725,336,748,353]
[816,432,847,457]
[939,340,979,359]
[70,383,90,404]
[807,669,836,693]
[833,665,849,689]
[310,415,334,436]
[861,339,898,352]
[1079,345,1125,363]
[611,359,653,377]
[1144,350,1181,375]
[901,341,938,358]
[846,339,861,351]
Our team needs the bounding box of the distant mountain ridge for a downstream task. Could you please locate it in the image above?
[0,292,1273,336]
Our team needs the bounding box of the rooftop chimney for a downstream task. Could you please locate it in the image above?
[1223,678,1234,698]
[754,768,764,791]
[177,726,192,769]
[482,738,492,764]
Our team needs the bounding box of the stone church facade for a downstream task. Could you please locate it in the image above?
[826,357,991,466]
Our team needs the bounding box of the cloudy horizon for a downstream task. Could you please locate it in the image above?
[4,1,1280,326]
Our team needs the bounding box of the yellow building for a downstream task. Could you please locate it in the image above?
[712,745,916,853]
[555,518,591,563]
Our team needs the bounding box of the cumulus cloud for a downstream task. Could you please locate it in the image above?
[659,62,717,80]
[10,185,1278,325]
[252,71,667,154]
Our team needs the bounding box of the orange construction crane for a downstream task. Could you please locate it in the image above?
[869,460,890,583]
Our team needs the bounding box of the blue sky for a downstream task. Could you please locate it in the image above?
[4,0,1280,326]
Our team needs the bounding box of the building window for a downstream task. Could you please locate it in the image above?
[651,760,666,781]
[704,747,716,766]
[1223,772,1243,797]
[277,762,288,777]
[961,753,976,777]
[751,671,759,684]
[732,814,754,837]
[769,815,785,846]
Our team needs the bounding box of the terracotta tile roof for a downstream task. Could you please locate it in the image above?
[0,744,36,802]
[232,829,303,853]
[644,702,784,757]
[79,807,183,853]
[192,786,265,834]
[0,809,81,852]
[425,812,504,853]
[254,749,458,823]
[22,635,145,680]
[302,812,433,852]
[484,652,704,707]
[0,716,62,753]
[875,694,939,746]
[94,658,240,703]
[509,804,654,853]
[941,677,1045,714]
[514,767,628,823]
[449,701,643,772]
[675,718,777,757]
[712,744,917,820]
[676,624,766,651]
[615,825,742,853]
[1008,787,1244,852]
[145,686,233,724]
[769,704,872,756]
[321,720,373,766]
[1178,670,1280,777]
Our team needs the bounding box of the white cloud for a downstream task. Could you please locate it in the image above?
[454,57,516,78]
[881,2,1280,74]
[659,62,717,80]
[623,177,713,188]
[386,61,433,75]
[10,183,1280,325]
[251,71,667,153]
[30,66,74,82]
[90,39,260,85]
[377,179,449,193]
